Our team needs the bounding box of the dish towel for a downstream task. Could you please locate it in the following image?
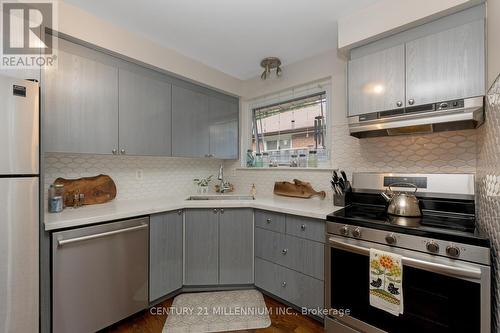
[369,248,403,316]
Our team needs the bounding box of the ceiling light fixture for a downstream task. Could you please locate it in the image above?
[260,57,282,80]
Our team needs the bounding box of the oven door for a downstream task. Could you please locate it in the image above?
[325,235,490,333]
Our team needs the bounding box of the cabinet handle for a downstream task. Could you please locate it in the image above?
[213,209,218,214]
[120,149,126,155]
[281,281,287,287]
[112,149,117,155]
[266,218,272,224]
[301,224,306,231]
[220,209,224,214]
[396,101,403,107]
[282,248,288,255]
[408,99,415,105]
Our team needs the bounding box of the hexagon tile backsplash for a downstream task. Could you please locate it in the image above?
[476,74,500,332]
[44,153,222,200]
[225,127,477,199]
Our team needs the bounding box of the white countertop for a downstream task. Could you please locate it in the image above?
[44,194,343,231]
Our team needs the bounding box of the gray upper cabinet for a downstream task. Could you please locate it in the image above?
[44,49,119,154]
[149,210,183,301]
[118,69,172,156]
[44,37,239,157]
[348,44,405,116]
[405,19,485,107]
[172,85,210,158]
[184,209,219,285]
[219,208,253,284]
[208,96,239,159]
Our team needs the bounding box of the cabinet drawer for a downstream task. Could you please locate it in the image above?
[286,215,325,243]
[284,235,324,280]
[255,228,287,266]
[255,258,324,313]
[255,257,287,299]
[255,210,286,233]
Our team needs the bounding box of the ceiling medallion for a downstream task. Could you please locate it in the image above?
[260,57,282,80]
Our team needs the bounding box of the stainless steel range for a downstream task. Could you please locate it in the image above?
[325,173,490,333]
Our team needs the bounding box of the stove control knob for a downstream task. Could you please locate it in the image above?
[385,233,397,245]
[352,227,361,238]
[426,241,440,253]
[340,225,349,236]
[446,245,460,257]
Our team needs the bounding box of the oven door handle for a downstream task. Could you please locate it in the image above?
[327,237,482,280]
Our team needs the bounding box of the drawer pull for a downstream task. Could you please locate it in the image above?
[281,281,287,287]
[282,248,288,255]
[301,224,306,231]
[266,218,272,223]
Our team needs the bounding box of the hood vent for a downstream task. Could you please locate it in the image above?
[349,97,484,138]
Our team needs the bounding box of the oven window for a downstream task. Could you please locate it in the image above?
[330,248,480,333]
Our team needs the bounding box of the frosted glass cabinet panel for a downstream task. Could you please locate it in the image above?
[348,44,406,116]
[405,19,485,107]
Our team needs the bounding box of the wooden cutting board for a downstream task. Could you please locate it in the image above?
[54,174,117,207]
[274,179,326,199]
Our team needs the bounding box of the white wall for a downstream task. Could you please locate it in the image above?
[338,0,483,50]
[57,2,243,96]
[487,0,500,86]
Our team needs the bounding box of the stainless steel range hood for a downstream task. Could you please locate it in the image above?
[348,97,484,138]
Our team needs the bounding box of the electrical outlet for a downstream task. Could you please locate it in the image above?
[136,169,144,180]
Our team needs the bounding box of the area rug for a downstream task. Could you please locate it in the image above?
[163,289,271,332]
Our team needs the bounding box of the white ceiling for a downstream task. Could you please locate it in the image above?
[65,0,378,79]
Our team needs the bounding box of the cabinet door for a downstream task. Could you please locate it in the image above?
[208,96,239,159]
[44,49,118,154]
[184,209,219,285]
[172,85,210,158]
[149,211,183,302]
[219,208,253,284]
[119,69,172,156]
[406,20,485,106]
[348,44,405,116]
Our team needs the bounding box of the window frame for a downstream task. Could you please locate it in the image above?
[242,80,332,167]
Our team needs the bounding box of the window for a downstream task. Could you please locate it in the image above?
[251,92,328,165]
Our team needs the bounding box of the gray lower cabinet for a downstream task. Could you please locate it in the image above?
[254,210,325,314]
[208,96,239,159]
[219,208,253,284]
[149,210,183,302]
[184,209,219,285]
[184,208,254,286]
[118,69,172,156]
[44,48,119,154]
[255,258,324,312]
[172,85,210,158]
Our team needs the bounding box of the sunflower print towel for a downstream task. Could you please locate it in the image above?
[369,248,403,316]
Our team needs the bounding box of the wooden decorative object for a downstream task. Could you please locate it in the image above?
[54,174,117,207]
[273,179,326,199]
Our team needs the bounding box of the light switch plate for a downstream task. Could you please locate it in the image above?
[136,169,144,180]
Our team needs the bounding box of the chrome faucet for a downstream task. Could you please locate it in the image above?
[217,163,231,193]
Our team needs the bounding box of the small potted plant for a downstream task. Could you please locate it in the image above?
[193,175,213,194]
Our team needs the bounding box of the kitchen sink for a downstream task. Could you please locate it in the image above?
[186,195,255,201]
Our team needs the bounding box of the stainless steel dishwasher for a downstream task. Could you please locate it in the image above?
[52,217,149,333]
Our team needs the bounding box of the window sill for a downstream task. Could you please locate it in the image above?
[234,167,335,172]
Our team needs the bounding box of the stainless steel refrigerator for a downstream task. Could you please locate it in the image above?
[0,74,39,333]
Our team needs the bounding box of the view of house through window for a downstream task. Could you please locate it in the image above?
[252,92,328,166]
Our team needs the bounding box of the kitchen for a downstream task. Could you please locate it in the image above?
[0,0,499,332]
